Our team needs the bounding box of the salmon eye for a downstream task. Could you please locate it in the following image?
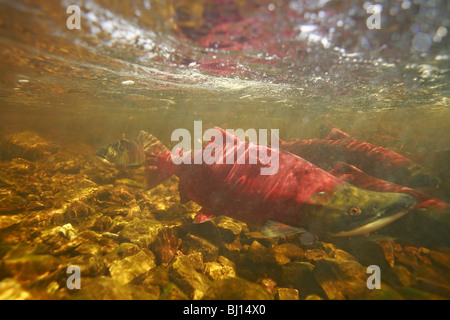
[348,207,361,216]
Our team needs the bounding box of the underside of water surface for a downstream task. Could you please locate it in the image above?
[0,0,449,300]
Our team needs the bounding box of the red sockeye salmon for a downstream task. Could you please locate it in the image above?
[279,128,440,188]
[128,128,416,237]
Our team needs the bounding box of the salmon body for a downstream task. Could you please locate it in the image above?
[152,129,339,226]
[144,128,416,237]
[280,128,440,188]
[97,128,417,237]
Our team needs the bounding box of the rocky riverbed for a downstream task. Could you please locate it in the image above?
[0,131,449,300]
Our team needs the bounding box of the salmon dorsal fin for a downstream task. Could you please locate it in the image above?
[138,131,160,151]
[326,128,351,140]
[138,131,169,158]
[213,127,243,144]
[329,162,363,176]
[271,129,287,146]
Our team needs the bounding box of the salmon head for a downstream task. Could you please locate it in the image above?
[300,183,416,237]
[96,131,160,167]
[96,138,145,167]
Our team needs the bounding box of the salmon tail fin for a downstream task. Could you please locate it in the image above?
[140,131,174,190]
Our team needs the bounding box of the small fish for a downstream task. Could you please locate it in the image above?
[279,128,440,188]
[96,131,153,167]
[139,128,416,238]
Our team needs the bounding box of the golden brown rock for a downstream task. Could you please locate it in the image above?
[273,243,305,261]
[202,277,273,300]
[180,233,218,262]
[305,249,328,262]
[313,258,369,300]
[169,255,211,299]
[109,250,156,285]
[2,131,58,161]
[275,288,299,300]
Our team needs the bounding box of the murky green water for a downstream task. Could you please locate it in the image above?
[0,0,449,300]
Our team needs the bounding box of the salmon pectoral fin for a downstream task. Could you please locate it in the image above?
[261,220,307,238]
[193,209,217,224]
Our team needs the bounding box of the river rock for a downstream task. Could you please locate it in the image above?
[59,223,77,241]
[117,217,162,248]
[178,252,204,271]
[257,275,277,295]
[392,265,412,287]
[1,254,61,284]
[0,215,22,230]
[247,241,276,264]
[160,282,190,300]
[246,240,290,265]
[367,286,405,300]
[278,261,324,299]
[0,278,32,300]
[138,265,190,300]
[180,233,219,262]
[241,230,276,247]
[427,249,450,269]
[313,258,369,300]
[204,256,236,281]
[202,277,273,300]
[8,158,34,174]
[305,294,324,300]
[215,216,243,243]
[1,131,58,161]
[334,238,392,271]
[109,249,156,285]
[305,249,328,262]
[90,215,114,232]
[78,255,106,277]
[72,276,158,300]
[373,239,396,268]
[188,220,223,246]
[112,242,137,257]
[273,243,305,261]
[169,255,211,299]
[275,288,299,300]
[0,194,27,215]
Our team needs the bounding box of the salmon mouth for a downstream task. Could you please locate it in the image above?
[331,194,416,237]
[331,208,410,237]
[95,155,115,167]
[96,154,110,163]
